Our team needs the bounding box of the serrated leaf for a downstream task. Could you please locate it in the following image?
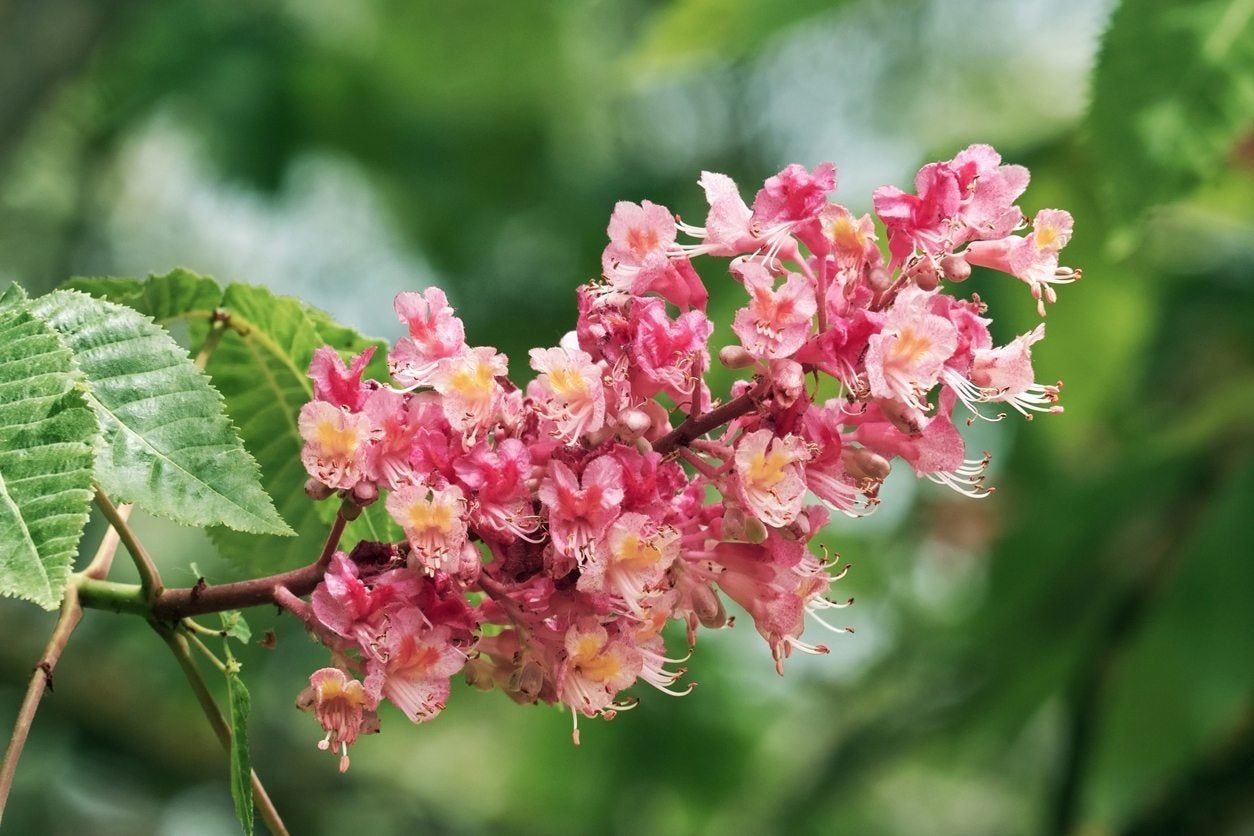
[226,664,254,836]
[0,300,99,609]
[205,284,399,570]
[63,269,224,322]
[1089,0,1254,219]
[0,283,28,309]
[29,290,292,536]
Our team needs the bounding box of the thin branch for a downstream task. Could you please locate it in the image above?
[0,586,83,819]
[153,625,289,836]
[194,311,229,370]
[652,378,768,456]
[94,485,163,602]
[0,499,139,818]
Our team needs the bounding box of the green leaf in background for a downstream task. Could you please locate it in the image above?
[225,660,254,836]
[0,297,99,609]
[64,268,224,323]
[628,0,851,75]
[1089,0,1254,222]
[29,290,292,536]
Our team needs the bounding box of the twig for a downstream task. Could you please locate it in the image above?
[0,501,136,819]
[652,378,768,456]
[94,485,163,603]
[194,311,229,370]
[153,625,289,836]
[0,586,83,820]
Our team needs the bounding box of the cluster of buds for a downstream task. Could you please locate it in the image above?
[292,145,1076,768]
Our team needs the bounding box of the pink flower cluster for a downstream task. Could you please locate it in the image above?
[292,145,1076,768]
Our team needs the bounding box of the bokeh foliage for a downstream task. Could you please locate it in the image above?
[0,0,1251,833]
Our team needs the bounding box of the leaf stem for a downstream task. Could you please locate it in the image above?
[94,485,163,603]
[193,310,229,370]
[153,624,289,836]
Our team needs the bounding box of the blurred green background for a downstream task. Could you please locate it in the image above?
[1,0,1252,833]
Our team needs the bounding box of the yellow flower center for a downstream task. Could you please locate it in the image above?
[745,448,792,491]
[1035,224,1059,250]
[571,635,621,682]
[449,359,495,400]
[548,366,588,400]
[888,327,933,368]
[315,419,362,459]
[613,533,663,570]
[829,214,864,253]
[408,497,455,534]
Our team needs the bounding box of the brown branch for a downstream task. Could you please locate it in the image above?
[0,502,135,818]
[149,509,347,622]
[652,378,768,456]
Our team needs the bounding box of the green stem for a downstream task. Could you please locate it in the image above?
[75,577,148,616]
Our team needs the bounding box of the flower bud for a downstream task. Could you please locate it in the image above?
[867,264,893,292]
[340,499,363,521]
[909,259,940,291]
[842,447,892,481]
[351,480,379,507]
[513,660,545,703]
[618,408,652,439]
[305,478,334,501]
[691,583,727,629]
[879,399,925,435]
[718,345,756,369]
[940,254,971,282]
[742,516,768,544]
[464,659,496,691]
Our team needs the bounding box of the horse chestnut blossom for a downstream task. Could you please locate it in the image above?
[291,145,1078,769]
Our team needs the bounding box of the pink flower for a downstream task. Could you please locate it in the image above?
[298,400,376,489]
[538,456,624,557]
[557,620,643,723]
[311,553,421,641]
[389,288,467,387]
[297,668,379,772]
[969,324,1061,417]
[453,438,539,540]
[865,286,958,409]
[577,513,679,615]
[528,346,606,443]
[676,171,757,257]
[628,298,712,405]
[733,429,811,528]
[363,609,467,724]
[360,388,420,488]
[751,162,837,227]
[802,402,877,517]
[964,209,1077,316]
[431,346,508,440]
[386,482,469,574]
[602,200,676,274]
[309,346,374,410]
[730,261,817,359]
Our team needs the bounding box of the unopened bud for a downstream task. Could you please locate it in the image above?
[719,345,756,369]
[940,254,971,282]
[879,399,924,436]
[351,481,379,507]
[867,264,893,292]
[304,478,334,501]
[743,516,768,544]
[909,259,940,291]
[340,499,363,521]
[514,660,544,702]
[464,659,495,691]
[619,408,652,439]
[842,447,892,481]
[691,584,727,629]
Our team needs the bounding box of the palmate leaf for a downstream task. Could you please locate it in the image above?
[0,293,99,609]
[30,290,291,536]
[1089,0,1254,220]
[66,271,401,573]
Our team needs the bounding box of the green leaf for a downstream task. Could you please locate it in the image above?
[220,610,252,644]
[1089,0,1254,220]
[203,284,399,569]
[62,270,400,570]
[29,290,292,536]
[63,269,224,323]
[225,662,254,836]
[0,299,99,609]
[0,283,28,310]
